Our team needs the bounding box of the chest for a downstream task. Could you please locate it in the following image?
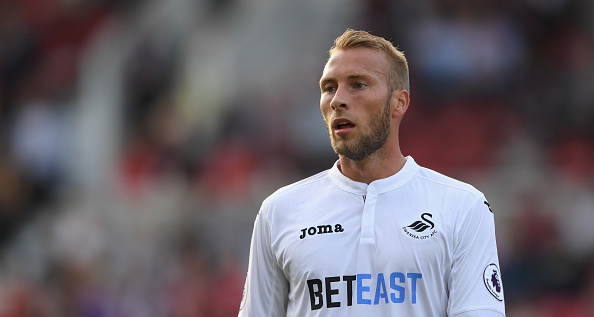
[271,191,455,280]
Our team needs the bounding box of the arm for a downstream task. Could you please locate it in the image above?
[238,208,289,316]
[447,195,506,316]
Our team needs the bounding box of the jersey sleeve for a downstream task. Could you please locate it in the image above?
[447,194,506,316]
[238,206,289,317]
[454,310,504,317]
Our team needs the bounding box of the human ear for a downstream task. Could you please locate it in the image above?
[391,89,410,118]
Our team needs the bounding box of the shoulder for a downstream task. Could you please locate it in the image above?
[260,169,332,214]
[412,164,484,200]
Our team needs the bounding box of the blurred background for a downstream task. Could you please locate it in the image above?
[0,0,593,315]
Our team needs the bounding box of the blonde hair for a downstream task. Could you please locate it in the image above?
[329,29,409,92]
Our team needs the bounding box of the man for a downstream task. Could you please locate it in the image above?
[238,29,505,317]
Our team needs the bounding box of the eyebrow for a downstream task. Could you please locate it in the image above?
[347,73,373,80]
[319,73,374,87]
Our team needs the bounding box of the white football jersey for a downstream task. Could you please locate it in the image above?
[239,157,505,316]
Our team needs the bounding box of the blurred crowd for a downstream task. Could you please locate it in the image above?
[0,0,593,316]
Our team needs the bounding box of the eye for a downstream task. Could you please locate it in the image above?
[354,82,365,89]
[324,86,336,93]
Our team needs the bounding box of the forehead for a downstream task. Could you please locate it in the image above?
[321,47,389,82]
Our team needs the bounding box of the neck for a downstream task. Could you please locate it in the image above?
[337,145,406,184]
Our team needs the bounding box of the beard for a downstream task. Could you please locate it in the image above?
[327,90,392,161]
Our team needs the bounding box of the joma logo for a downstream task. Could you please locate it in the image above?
[300,224,344,239]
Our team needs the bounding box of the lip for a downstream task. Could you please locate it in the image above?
[332,118,355,136]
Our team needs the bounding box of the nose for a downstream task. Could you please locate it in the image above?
[330,87,348,111]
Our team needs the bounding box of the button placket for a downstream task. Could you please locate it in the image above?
[360,192,378,244]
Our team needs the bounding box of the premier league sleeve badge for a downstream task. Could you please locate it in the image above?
[483,263,503,301]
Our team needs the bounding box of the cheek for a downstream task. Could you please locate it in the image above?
[320,94,330,107]
[320,99,331,119]
[321,110,331,127]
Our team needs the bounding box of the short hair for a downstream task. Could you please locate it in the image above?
[329,29,409,92]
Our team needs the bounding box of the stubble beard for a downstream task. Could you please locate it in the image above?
[327,91,392,161]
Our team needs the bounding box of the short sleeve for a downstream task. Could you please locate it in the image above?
[238,207,289,316]
[447,195,506,316]
[454,309,504,317]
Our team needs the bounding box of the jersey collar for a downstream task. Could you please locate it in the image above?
[328,156,419,195]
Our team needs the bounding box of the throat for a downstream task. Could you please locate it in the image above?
[338,153,406,184]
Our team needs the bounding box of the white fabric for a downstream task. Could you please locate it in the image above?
[454,310,505,317]
[239,157,505,316]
